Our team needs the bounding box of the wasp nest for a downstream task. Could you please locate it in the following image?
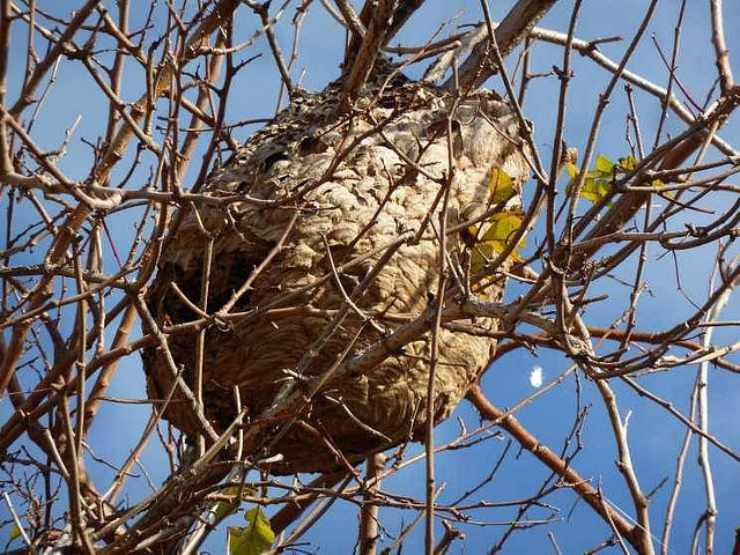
[142,67,529,474]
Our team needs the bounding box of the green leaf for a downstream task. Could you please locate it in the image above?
[215,502,237,522]
[578,176,612,204]
[565,154,616,204]
[594,154,614,174]
[214,486,240,522]
[9,523,22,542]
[227,508,275,555]
[215,485,258,523]
[470,211,525,272]
[488,167,515,204]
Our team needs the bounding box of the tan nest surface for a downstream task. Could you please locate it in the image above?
[142,69,528,474]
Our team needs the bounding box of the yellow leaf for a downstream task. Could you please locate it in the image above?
[488,167,515,204]
[565,162,578,179]
[470,240,498,273]
[480,212,523,244]
[9,523,22,542]
[595,154,614,174]
[227,508,275,555]
[470,211,525,272]
[618,155,637,171]
[651,178,675,198]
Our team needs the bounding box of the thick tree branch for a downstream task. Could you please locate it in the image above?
[342,0,394,105]
[443,0,557,91]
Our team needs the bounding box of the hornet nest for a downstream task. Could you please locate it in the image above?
[142,64,529,474]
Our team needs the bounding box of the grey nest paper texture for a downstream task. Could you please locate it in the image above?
[143,69,529,474]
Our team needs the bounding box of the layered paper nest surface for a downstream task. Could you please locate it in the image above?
[142,69,528,474]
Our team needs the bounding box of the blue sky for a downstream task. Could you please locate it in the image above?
[1,1,739,553]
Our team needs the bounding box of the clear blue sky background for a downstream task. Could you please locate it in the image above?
[1,1,739,553]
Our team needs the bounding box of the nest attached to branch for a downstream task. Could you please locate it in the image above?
[142,66,528,474]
